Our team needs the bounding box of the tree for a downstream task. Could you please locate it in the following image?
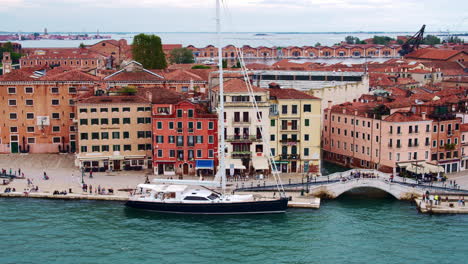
[444,36,464,44]
[422,35,441,45]
[169,48,195,64]
[344,36,364,45]
[191,65,211,69]
[79,43,86,48]
[314,42,321,47]
[132,34,167,69]
[222,59,227,69]
[372,36,395,45]
[0,41,22,63]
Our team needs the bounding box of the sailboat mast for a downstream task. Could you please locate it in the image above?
[216,0,226,193]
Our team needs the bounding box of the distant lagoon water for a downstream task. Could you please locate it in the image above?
[8,32,468,49]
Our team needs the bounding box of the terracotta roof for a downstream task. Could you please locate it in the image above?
[212,78,266,93]
[42,69,101,81]
[135,87,186,104]
[79,95,150,104]
[0,67,100,82]
[405,48,465,61]
[22,48,104,59]
[384,112,426,122]
[104,70,164,82]
[269,88,320,100]
[161,69,204,81]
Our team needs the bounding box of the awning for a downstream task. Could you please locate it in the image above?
[219,158,246,170]
[110,155,125,160]
[196,160,214,169]
[79,156,109,161]
[252,156,269,170]
[404,162,444,174]
[125,155,146,159]
[273,161,289,164]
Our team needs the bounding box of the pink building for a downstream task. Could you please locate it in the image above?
[323,101,432,173]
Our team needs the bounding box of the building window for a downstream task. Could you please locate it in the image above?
[8,99,17,106]
[123,107,131,112]
[270,134,275,141]
[101,145,109,152]
[157,122,162,129]
[81,146,88,153]
[281,105,287,114]
[26,137,36,144]
[80,133,88,140]
[177,109,183,117]
[124,145,132,151]
[303,104,311,112]
[208,135,214,144]
[91,133,99,140]
[112,108,119,112]
[112,132,120,139]
[101,118,109,125]
[7,87,16,94]
[51,87,59,94]
[24,87,33,94]
[26,126,35,133]
[90,118,99,125]
[304,134,309,141]
[112,118,120,124]
[52,137,61,143]
[123,132,130,139]
[197,122,202,130]
[188,109,194,118]
[208,122,214,130]
[113,145,120,151]
[51,99,59,106]
[304,148,309,156]
[197,149,202,158]
[123,118,130,124]
[305,119,310,126]
[101,132,109,139]
[52,126,60,132]
[100,108,108,112]
[9,113,17,120]
[271,119,275,127]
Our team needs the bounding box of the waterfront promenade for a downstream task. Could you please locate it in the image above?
[1,154,467,213]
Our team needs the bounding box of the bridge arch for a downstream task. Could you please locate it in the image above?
[334,185,400,199]
[323,179,410,200]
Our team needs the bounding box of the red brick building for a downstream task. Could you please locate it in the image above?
[151,91,218,176]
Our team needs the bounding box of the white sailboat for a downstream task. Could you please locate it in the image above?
[125,0,288,214]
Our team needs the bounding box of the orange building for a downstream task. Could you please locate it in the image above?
[0,67,98,153]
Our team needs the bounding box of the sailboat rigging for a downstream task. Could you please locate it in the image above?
[125,0,288,214]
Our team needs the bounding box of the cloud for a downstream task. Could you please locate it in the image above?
[0,0,25,11]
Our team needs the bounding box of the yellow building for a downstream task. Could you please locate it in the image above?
[269,87,321,174]
[75,95,153,171]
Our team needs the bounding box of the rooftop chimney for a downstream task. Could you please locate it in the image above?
[422,112,426,120]
[146,91,153,102]
[328,100,333,110]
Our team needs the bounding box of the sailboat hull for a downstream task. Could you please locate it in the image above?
[125,198,289,215]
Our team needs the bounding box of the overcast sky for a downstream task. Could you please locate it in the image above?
[1,0,467,33]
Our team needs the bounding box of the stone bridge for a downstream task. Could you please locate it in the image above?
[308,177,420,200]
[237,169,466,200]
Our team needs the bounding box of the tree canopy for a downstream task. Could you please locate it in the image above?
[132,34,167,69]
[0,42,22,63]
[344,36,366,44]
[371,36,395,45]
[169,48,195,64]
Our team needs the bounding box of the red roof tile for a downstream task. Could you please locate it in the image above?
[384,112,426,122]
[212,78,266,93]
[405,48,465,61]
[269,88,320,100]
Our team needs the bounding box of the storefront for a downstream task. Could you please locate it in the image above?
[195,159,215,176]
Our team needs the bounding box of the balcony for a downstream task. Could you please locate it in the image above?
[280,138,300,145]
[231,151,252,159]
[226,135,260,142]
[279,154,300,160]
[232,118,250,124]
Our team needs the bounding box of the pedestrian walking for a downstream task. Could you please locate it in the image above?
[90,171,93,178]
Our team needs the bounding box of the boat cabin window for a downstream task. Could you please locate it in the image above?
[207,193,220,200]
[183,196,209,201]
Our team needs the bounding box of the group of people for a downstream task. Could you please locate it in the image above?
[1,168,24,178]
[422,192,444,205]
[3,187,16,193]
[82,184,113,195]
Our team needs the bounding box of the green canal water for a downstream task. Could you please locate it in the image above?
[1,195,467,264]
